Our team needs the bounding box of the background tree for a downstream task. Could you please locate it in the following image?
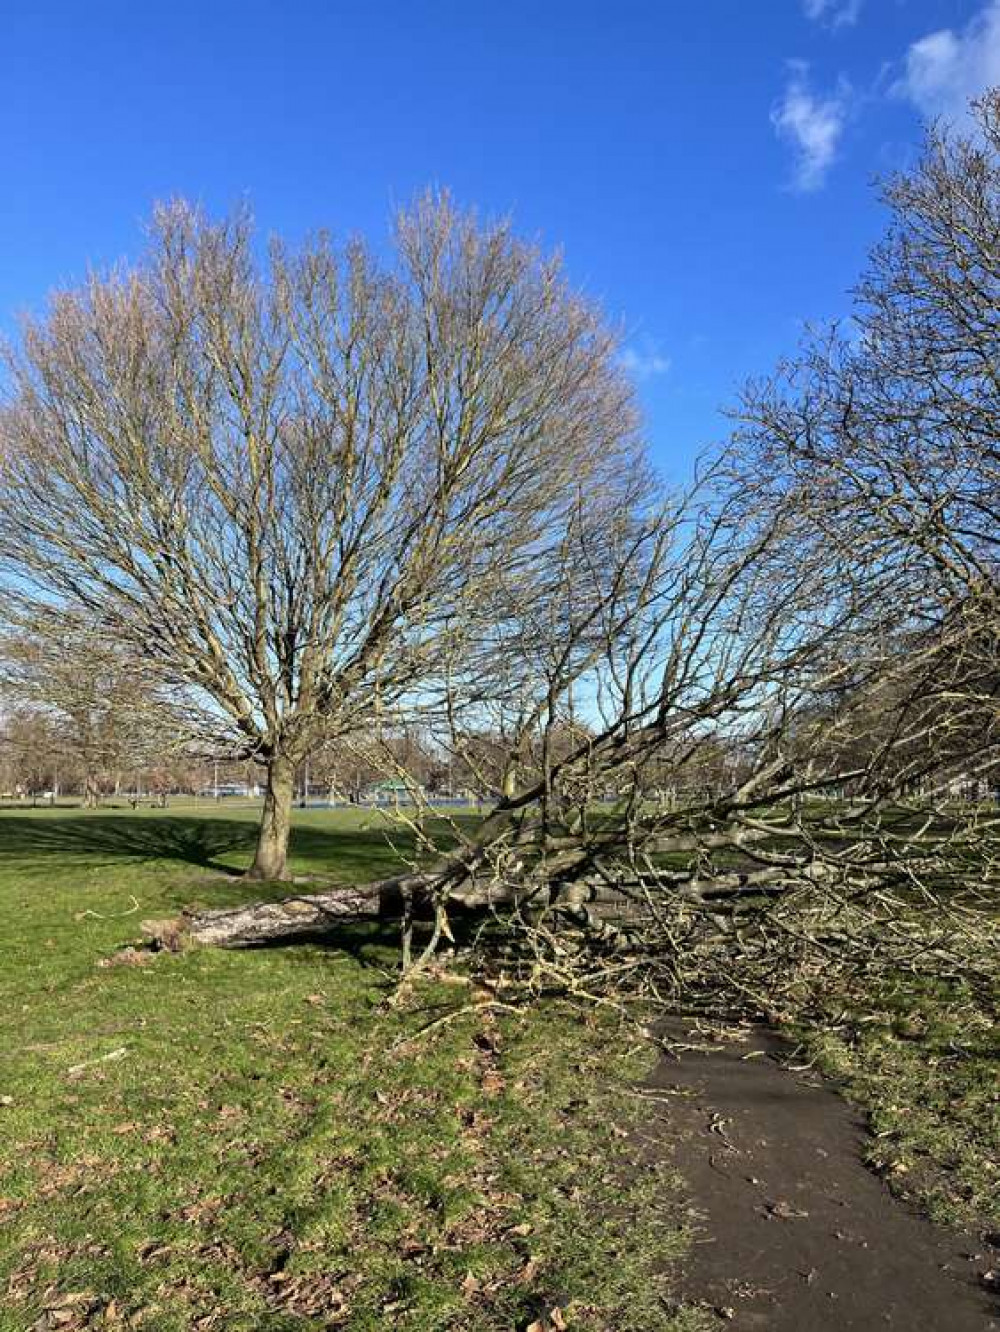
[0,194,651,876]
[0,709,62,800]
[733,92,1000,812]
[736,92,999,664]
[0,614,190,806]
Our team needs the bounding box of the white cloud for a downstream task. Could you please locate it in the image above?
[803,0,863,31]
[619,346,671,379]
[895,0,1000,124]
[771,62,851,191]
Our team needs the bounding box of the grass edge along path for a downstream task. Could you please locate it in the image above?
[792,970,1000,1237]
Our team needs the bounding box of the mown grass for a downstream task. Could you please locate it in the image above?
[794,971,999,1235]
[0,804,702,1332]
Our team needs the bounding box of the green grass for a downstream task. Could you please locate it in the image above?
[0,805,700,1331]
[793,972,999,1234]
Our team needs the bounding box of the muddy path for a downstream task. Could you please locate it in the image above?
[644,1021,999,1330]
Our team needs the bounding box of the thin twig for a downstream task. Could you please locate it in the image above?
[67,1046,129,1076]
[391,1001,520,1051]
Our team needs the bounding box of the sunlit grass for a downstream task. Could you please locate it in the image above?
[0,805,699,1331]
[795,973,999,1233]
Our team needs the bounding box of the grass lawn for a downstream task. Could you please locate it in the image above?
[796,971,1000,1234]
[0,804,700,1332]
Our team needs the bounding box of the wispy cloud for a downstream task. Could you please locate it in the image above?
[619,345,671,379]
[894,0,1000,125]
[772,62,852,191]
[802,0,863,31]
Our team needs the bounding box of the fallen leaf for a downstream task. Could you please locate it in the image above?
[50,1292,93,1308]
[765,1199,809,1220]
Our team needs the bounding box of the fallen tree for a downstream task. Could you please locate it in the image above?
[143,101,1000,1012]
[150,699,999,1013]
[144,479,998,1010]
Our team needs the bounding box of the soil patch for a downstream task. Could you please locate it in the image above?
[646,1020,999,1330]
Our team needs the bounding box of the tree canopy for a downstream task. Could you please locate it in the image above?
[0,193,653,876]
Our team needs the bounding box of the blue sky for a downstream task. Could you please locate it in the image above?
[2,0,998,481]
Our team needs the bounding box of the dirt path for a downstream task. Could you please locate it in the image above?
[645,1021,999,1330]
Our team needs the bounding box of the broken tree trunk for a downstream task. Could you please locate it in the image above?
[138,774,808,954]
[145,884,388,949]
[140,867,665,953]
[141,869,523,951]
[153,797,542,949]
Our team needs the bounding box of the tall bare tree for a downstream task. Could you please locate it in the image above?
[733,92,1000,809]
[737,92,999,625]
[0,194,650,876]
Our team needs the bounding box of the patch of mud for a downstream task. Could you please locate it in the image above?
[646,1020,999,1330]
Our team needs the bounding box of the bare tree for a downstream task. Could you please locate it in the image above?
[0,613,190,806]
[732,92,1000,816]
[0,709,62,800]
[737,93,999,629]
[0,193,650,876]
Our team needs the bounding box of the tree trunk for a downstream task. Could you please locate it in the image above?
[138,867,647,952]
[248,755,295,879]
[141,866,526,950]
[144,884,389,949]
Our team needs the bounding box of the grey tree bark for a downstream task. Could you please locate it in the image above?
[248,756,297,880]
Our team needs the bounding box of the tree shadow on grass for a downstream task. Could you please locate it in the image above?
[0,814,258,874]
[240,912,493,981]
[0,811,459,881]
[242,917,405,971]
